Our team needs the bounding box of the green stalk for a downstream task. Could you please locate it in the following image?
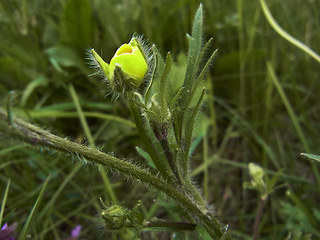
[18,175,50,240]
[260,0,320,63]
[142,220,197,231]
[69,84,95,146]
[0,179,10,228]
[0,108,230,239]
[69,84,117,202]
[267,62,320,187]
[157,135,179,182]
[126,91,170,180]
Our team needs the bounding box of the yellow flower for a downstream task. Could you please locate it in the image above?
[90,37,148,93]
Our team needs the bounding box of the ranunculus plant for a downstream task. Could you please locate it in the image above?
[0,4,230,239]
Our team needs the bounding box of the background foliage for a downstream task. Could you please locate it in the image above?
[0,0,320,239]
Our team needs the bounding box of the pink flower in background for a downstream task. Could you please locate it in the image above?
[0,223,17,240]
[66,225,82,240]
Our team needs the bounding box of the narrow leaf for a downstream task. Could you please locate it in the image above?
[20,76,48,107]
[170,87,184,110]
[185,88,205,156]
[159,52,172,110]
[69,84,95,147]
[18,175,50,240]
[301,153,320,163]
[127,92,169,180]
[267,169,283,194]
[185,48,218,111]
[136,146,156,169]
[173,106,183,146]
[182,4,203,97]
[0,179,10,228]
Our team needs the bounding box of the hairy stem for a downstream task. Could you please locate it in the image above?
[126,91,170,181]
[157,133,179,181]
[143,220,197,231]
[0,108,230,239]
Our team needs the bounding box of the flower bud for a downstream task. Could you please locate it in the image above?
[248,163,264,183]
[90,37,148,94]
[101,205,127,230]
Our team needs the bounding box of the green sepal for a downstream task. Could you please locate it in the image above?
[127,201,144,226]
[145,45,165,105]
[91,49,109,77]
[129,37,148,63]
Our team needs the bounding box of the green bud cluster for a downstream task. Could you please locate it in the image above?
[243,163,282,200]
[100,200,144,231]
[101,205,127,230]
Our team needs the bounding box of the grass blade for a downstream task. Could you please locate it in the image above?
[25,110,136,128]
[69,84,95,147]
[301,153,320,163]
[267,62,320,187]
[0,179,10,228]
[18,175,50,240]
[260,0,320,63]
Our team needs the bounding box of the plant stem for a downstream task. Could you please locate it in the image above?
[260,0,320,63]
[143,220,197,231]
[126,91,170,181]
[253,198,265,240]
[157,133,179,181]
[0,108,231,239]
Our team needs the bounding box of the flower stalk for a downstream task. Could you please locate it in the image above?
[0,108,230,239]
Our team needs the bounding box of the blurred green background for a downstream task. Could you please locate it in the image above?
[0,0,320,239]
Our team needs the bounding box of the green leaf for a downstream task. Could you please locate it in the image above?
[266,168,283,194]
[20,76,48,107]
[18,175,50,240]
[127,92,169,180]
[170,87,184,111]
[184,88,205,156]
[175,4,204,148]
[300,153,320,163]
[136,146,156,169]
[196,225,212,240]
[182,4,203,97]
[159,52,172,111]
[184,47,218,111]
[45,46,85,71]
[173,106,183,145]
[0,179,10,228]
